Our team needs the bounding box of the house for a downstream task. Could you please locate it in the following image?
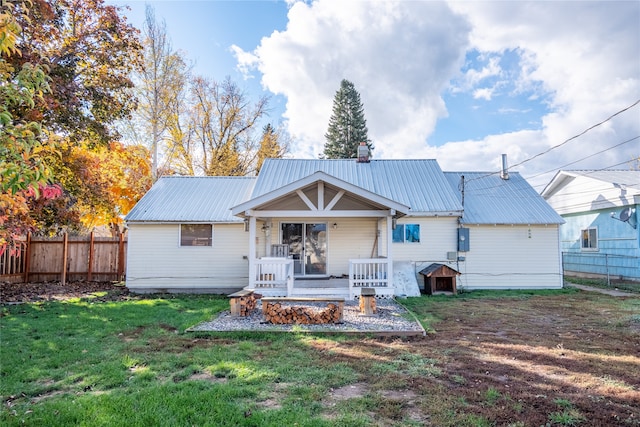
[542,170,640,282]
[124,157,565,298]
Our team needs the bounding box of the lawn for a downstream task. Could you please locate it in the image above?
[1,285,639,426]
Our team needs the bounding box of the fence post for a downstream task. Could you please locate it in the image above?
[61,232,68,285]
[605,253,610,287]
[23,233,32,283]
[87,231,94,282]
[117,232,125,281]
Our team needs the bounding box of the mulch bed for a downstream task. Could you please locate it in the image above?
[0,281,130,303]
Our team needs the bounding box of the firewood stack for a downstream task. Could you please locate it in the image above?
[263,302,343,324]
[239,293,260,316]
[229,291,261,317]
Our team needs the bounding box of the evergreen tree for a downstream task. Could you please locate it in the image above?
[323,79,373,159]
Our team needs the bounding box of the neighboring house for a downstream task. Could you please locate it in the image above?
[125,157,565,298]
[542,170,640,282]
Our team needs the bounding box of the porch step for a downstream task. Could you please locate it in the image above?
[245,287,349,299]
[289,287,350,298]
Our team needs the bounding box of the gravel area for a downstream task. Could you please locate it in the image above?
[188,299,426,336]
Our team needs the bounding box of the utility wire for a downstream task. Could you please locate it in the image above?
[525,135,640,182]
[465,99,640,183]
[465,156,640,202]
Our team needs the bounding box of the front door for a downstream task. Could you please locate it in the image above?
[281,223,327,276]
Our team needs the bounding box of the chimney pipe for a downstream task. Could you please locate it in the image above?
[500,154,509,180]
[357,142,370,163]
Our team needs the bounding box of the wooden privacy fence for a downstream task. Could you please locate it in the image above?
[0,232,127,284]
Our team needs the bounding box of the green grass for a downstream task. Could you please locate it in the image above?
[1,289,638,426]
[0,294,361,426]
[564,275,640,293]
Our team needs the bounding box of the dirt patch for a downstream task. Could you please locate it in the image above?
[189,372,227,383]
[302,292,640,425]
[329,382,369,400]
[0,281,129,303]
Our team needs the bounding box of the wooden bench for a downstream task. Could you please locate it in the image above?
[359,288,376,315]
[228,290,259,317]
[261,297,345,324]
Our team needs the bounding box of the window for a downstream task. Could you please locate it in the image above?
[180,224,212,246]
[392,224,420,243]
[581,227,597,250]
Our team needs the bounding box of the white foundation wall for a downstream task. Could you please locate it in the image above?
[126,223,249,292]
[457,225,563,290]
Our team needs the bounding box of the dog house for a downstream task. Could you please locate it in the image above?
[419,263,460,295]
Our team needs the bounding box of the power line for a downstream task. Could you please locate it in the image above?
[465,135,639,196]
[465,99,640,184]
[466,157,639,203]
[525,135,640,182]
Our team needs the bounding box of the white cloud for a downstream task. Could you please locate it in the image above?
[234,0,639,186]
[234,0,470,158]
[447,1,640,182]
[473,88,494,101]
[452,55,502,94]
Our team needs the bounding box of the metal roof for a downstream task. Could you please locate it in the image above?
[444,172,564,225]
[125,161,564,224]
[125,176,256,223]
[542,170,640,197]
[254,159,463,214]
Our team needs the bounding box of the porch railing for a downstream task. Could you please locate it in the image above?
[253,258,294,294]
[348,258,394,299]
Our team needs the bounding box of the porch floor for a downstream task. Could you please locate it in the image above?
[248,277,351,298]
[294,278,348,288]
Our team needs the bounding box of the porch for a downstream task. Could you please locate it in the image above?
[245,257,395,300]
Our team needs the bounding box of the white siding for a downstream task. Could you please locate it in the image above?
[126,223,249,292]
[458,225,563,289]
[328,218,378,276]
[392,217,458,262]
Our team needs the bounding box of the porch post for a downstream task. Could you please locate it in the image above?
[249,216,257,288]
[265,220,272,257]
[386,215,393,289]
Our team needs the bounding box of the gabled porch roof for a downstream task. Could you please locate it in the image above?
[231,171,410,218]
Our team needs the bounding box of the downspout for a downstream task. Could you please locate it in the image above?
[387,213,393,290]
[458,175,465,288]
[248,216,257,288]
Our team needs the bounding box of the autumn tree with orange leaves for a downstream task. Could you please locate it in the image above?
[1,0,150,250]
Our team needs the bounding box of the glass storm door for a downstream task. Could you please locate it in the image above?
[282,223,327,276]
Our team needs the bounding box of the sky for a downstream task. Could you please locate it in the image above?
[107,0,640,190]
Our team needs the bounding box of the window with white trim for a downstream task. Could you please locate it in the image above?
[392,224,420,243]
[580,227,597,250]
[180,224,213,247]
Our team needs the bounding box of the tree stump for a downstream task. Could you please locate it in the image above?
[359,287,376,315]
